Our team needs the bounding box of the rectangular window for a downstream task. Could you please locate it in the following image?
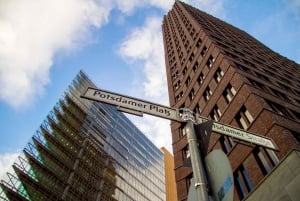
[214,67,224,83]
[189,52,195,62]
[200,46,207,56]
[185,76,191,86]
[176,91,184,102]
[174,80,181,90]
[267,100,294,118]
[197,72,205,85]
[193,104,202,114]
[189,88,195,100]
[196,38,202,48]
[291,130,300,143]
[193,61,199,72]
[234,165,253,199]
[183,145,190,159]
[172,70,179,80]
[204,86,212,101]
[235,106,253,129]
[206,55,215,68]
[220,136,230,154]
[223,83,236,103]
[210,105,221,121]
[270,88,288,100]
[179,125,187,137]
[182,66,188,75]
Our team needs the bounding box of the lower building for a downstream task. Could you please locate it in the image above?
[0,71,166,201]
[244,149,300,201]
[161,147,178,201]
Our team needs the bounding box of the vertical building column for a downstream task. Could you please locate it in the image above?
[61,137,89,200]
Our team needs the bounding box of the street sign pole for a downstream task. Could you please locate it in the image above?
[182,108,209,201]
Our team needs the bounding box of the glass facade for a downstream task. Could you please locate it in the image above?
[0,71,165,201]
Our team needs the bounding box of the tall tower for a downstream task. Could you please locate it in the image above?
[162,1,300,200]
[0,71,166,201]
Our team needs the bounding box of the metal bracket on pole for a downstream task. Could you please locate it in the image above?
[179,108,195,122]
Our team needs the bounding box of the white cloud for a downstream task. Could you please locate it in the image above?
[115,0,173,14]
[118,16,172,151]
[118,16,167,101]
[0,0,109,109]
[183,0,227,18]
[0,152,19,179]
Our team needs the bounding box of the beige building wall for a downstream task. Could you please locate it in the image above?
[161,147,178,201]
[245,149,300,201]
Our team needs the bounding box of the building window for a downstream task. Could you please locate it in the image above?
[174,80,181,90]
[179,125,187,137]
[220,136,236,154]
[247,78,269,92]
[234,62,251,73]
[185,76,191,86]
[182,66,188,75]
[193,61,199,72]
[256,72,269,82]
[267,100,294,118]
[223,83,236,103]
[206,55,215,68]
[176,91,184,102]
[189,88,195,101]
[189,52,195,62]
[204,86,212,101]
[193,104,202,114]
[197,72,205,85]
[235,106,253,129]
[253,147,272,175]
[213,67,224,83]
[200,46,207,56]
[183,145,190,159]
[210,105,221,121]
[196,38,202,47]
[269,88,288,100]
[234,165,253,199]
[172,70,179,80]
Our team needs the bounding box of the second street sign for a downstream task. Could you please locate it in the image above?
[81,87,180,121]
[212,121,278,150]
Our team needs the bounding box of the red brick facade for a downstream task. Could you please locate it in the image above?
[162,1,300,200]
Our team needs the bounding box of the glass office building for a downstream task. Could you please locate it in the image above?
[0,71,165,201]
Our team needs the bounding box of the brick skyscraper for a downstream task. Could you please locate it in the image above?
[162,1,300,200]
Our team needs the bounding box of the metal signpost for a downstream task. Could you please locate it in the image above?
[81,87,278,201]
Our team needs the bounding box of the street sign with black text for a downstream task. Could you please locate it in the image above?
[81,87,181,121]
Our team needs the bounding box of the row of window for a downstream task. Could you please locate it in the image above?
[174,3,198,41]
[235,61,300,97]
[234,147,279,199]
[174,53,216,102]
[247,76,300,108]
[266,99,300,122]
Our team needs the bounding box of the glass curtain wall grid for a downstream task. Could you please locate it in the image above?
[0,71,166,201]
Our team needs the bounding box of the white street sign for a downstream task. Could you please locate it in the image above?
[82,87,278,150]
[212,121,277,150]
[81,87,180,121]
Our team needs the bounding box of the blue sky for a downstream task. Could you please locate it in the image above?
[0,0,300,177]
